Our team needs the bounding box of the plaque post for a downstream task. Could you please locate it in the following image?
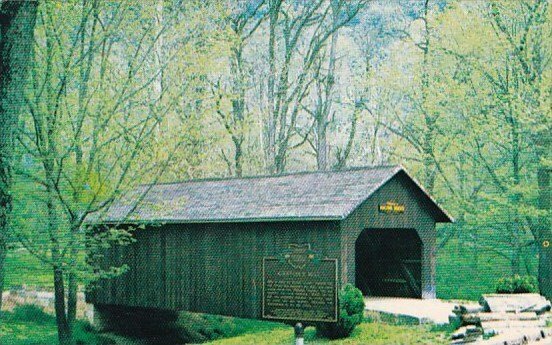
[294,322,304,345]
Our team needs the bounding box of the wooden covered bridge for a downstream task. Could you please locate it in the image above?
[87,165,452,320]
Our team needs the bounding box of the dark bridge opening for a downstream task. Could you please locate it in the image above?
[355,228,422,298]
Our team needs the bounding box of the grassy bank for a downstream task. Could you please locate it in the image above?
[206,322,449,345]
[0,305,106,345]
[0,305,450,345]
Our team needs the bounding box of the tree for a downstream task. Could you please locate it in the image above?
[405,0,549,292]
[0,0,38,316]
[376,0,446,193]
[147,1,233,181]
[486,0,551,299]
[213,0,266,177]
[308,0,339,171]
[12,2,187,343]
[432,0,550,293]
[263,0,366,173]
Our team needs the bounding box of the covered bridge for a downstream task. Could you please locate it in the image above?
[87,165,452,320]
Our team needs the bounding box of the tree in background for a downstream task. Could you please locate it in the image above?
[0,0,38,315]
[377,0,551,297]
[145,0,230,181]
[432,0,550,297]
[212,0,266,177]
[263,0,366,173]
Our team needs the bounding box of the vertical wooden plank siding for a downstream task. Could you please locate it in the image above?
[91,221,341,319]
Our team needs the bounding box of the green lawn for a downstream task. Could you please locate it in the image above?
[205,322,448,345]
[4,249,52,289]
[0,307,449,345]
[0,320,59,345]
[0,305,106,345]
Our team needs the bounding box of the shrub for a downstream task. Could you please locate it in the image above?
[316,284,365,339]
[495,275,538,294]
[7,304,54,324]
[175,313,239,343]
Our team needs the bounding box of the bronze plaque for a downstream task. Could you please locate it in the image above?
[262,244,338,322]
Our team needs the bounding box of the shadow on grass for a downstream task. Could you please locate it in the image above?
[1,305,452,345]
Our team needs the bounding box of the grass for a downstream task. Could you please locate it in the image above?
[0,309,450,345]
[4,249,52,289]
[206,321,449,345]
[1,304,547,345]
[0,319,59,345]
[158,313,287,343]
[0,305,107,345]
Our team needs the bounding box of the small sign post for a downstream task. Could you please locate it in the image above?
[294,322,304,345]
[262,244,338,344]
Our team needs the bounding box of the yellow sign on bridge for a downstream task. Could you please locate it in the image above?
[379,201,405,214]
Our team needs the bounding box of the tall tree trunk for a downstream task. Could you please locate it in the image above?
[154,0,166,137]
[316,0,339,171]
[0,0,38,315]
[66,243,78,329]
[54,266,72,345]
[231,41,245,177]
[420,0,436,193]
[234,141,243,177]
[334,104,359,170]
[316,112,328,171]
[46,175,73,345]
[537,167,551,299]
[266,0,281,174]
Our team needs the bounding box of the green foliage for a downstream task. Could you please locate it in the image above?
[0,308,448,345]
[316,284,365,339]
[4,249,51,289]
[6,305,54,325]
[377,0,551,296]
[495,275,539,294]
[436,237,538,300]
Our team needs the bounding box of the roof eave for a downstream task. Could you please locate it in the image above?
[85,215,344,226]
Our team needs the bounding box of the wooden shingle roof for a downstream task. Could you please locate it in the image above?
[92,165,452,224]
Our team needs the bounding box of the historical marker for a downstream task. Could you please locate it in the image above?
[262,244,338,323]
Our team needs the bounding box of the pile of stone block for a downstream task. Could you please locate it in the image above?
[450,294,552,344]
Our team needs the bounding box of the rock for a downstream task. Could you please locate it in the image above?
[480,294,551,313]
